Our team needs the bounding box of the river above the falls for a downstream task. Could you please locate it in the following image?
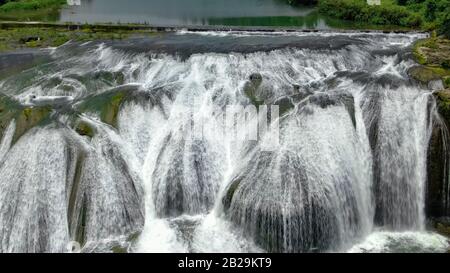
[59,0,348,28]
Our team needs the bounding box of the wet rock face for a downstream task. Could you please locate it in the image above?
[427,124,448,217]
[433,217,450,237]
[151,131,224,218]
[223,97,370,253]
[427,90,450,218]
[243,73,266,106]
[0,93,52,144]
[0,123,146,252]
[222,151,341,253]
[408,66,444,90]
[70,129,145,246]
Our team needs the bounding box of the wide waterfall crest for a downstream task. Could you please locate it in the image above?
[0,31,448,253]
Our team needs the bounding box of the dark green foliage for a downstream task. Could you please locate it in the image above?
[319,0,423,28]
[439,6,450,37]
[0,0,66,12]
[319,0,450,30]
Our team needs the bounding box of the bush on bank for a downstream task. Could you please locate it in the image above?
[0,0,66,12]
[318,0,423,27]
[316,0,450,35]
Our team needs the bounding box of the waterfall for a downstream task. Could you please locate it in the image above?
[0,31,448,253]
[372,87,432,230]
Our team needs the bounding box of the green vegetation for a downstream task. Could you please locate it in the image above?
[0,93,52,144]
[285,0,450,35]
[0,0,66,21]
[411,34,450,88]
[317,0,450,34]
[318,0,422,28]
[0,0,65,12]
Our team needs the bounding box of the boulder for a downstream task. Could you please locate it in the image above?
[0,93,52,144]
[408,66,443,87]
[243,73,265,106]
[19,36,41,44]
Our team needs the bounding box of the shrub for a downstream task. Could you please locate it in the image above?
[440,13,450,38]
[0,0,66,12]
[318,0,423,28]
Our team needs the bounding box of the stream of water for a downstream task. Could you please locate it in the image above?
[0,31,448,253]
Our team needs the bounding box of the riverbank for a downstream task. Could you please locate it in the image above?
[0,21,429,53]
[0,1,448,90]
[0,22,166,52]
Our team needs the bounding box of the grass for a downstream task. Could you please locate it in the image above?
[0,0,66,21]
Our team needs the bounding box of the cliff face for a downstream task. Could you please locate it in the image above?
[428,90,450,219]
[412,37,450,219]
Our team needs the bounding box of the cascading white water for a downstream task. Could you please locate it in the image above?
[0,31,448,253]
[0,127,73,252]
[373,87,432,230]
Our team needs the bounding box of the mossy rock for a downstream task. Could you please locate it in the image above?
[13,106,52,143]
[111,245,128,253]
[75,85,138,127]
[434,89,450,125]
[109,231,141,253]
[0,93,20,138]
[92,71,126,86]
[436,223,450,237]
[408,66,442,84]
[444,76,450,89]
[0,93,51,143]
[243,73,265,106]
[74,120,96,138]
[432,218,450,238]
[413,38,450,67]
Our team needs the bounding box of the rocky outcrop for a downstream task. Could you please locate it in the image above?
[408,66,444,89]
[412,37,450,90]
[432,217,450,238]
[243,73,265,106]
[428,89,450,218]
[0,93,52,144]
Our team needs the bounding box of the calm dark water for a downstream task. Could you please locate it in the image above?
[59,0,341,28]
